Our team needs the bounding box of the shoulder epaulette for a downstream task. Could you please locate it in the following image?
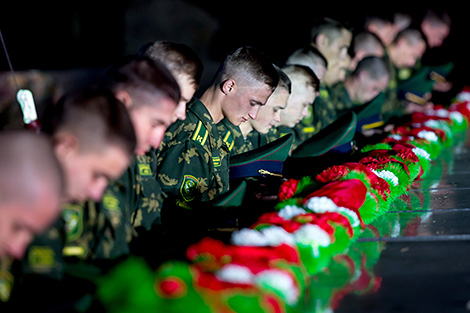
[191,120,208,146]
[222,129,234,151]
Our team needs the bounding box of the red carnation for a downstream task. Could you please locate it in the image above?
[304,179,367,228]
[316,165,350,183]
[155,276,188,298]
[278,178,300,201]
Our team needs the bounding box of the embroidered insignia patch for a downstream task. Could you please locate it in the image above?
[62,204,83,242]
[28,246,55,270]
[0,270,13,302]
[138,163,152,177]
[191,121,208,146]
[212,156,221,167]
[102,191,120,211]
[180,175,199,202]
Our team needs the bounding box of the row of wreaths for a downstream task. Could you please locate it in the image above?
[97,88,470,313]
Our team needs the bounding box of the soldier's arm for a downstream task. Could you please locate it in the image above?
[157,137,213,208]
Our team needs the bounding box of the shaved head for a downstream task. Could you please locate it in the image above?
[0,130,64,259]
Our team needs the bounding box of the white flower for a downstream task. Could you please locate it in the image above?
[260,226,296,246]
[417,130,439,142]
[423,119,441,129]
[231,228,269,246]
[305,196,339,213]
[305,196,360,227]
[278,205,307,220]
[293,224,331,257]
[456,91,470,102]
[388,134,402,140]
[372,169,399,186]
[412,147,431,161]
[231,226,295,247]
[433,108,450,118]
[216,264,254,284]
[255,270,299,305]
[450,111,464,124]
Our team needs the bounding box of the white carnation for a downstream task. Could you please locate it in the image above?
[278,205,307,220]
[231,228,268,246]
[456,91,470,102]
[216,264,254,284]
[412,147,431,160]
[305,196,339,213]
[373,169,399,186]
[433,108,450,118]
[260,226,296,246]
[305,196,360,227]
[388,134,402,140]
[231,226,295,247]
[417,130,439,142]
[255,270,299,305]
[294,224,331,257]
[423,119,441,129]
[450,111,464,124]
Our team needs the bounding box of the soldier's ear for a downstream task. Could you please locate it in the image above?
[316,33,329,49]
[221,79,236,95]
[115,90,133,108]
[53,132,79,159]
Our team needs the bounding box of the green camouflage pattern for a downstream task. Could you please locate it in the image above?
[157,98,230,208]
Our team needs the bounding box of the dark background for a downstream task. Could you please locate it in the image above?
[0,1,469,92]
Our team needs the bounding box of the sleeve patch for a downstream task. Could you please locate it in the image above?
[180,175,199,202]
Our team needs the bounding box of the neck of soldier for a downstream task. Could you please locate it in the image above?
[200,86,224,124]
[343,77,357,103]
[239,121,253,139]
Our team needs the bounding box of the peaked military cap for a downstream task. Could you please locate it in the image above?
[229,133,294,179]
[397,68,435,105]
[353,92,385,132]
[210,180,247,207]
[291,111,357,158]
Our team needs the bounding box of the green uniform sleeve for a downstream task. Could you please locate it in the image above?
[157,137,215,208]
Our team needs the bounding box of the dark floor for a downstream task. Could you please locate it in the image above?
[302,131,470,313]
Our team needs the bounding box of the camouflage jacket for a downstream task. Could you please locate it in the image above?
[130,149,165,231]
[157,98,230,208]
[216,118,241,156]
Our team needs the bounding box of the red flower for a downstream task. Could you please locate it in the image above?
[278,179,300,201]
[391,145,419,163]
[304,179,367,228]
[316,165,350,183]
[155,276,188,298]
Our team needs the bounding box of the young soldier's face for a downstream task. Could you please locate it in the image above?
[60,144,130,202]
[173,73,197,121]
[280,83,315,128]
[128,97,176,154]
[0,192,60,259]
[354,73,389,104]
[394,40,426,68]
[222,82,273,126]
[250,87,289,133]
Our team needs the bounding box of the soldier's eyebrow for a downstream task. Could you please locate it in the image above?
[250,99,265,106]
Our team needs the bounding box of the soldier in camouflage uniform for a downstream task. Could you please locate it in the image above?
[335,56,390,117]
[285,46,328,144]
[4,87,138,309]
[157,46,279,210]
[0,131,63,308]
[217,65,291,155]
[273,65,318,152]
[384,28,427,120]
[306,18,353,136]
[61,57,179,262]
[135,41,204,232]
